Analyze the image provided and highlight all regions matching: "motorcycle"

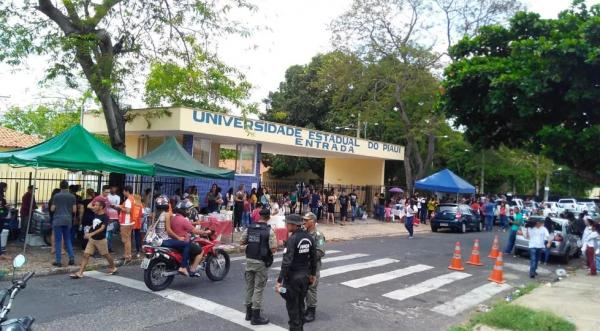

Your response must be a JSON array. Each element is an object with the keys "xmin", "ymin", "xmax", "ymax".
[
  {"xmin": 141, "ymin": 233, "xmax": 231, "ymax": 291},
  {"xmin": 0, "ymin": 254, "xmax": 35, "ymax": 331}
]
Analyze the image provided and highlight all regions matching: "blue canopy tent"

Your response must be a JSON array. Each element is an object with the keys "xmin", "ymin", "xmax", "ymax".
[{"xmin": 414, "ymin": 169, "xmax": 476, "ymax": 194}]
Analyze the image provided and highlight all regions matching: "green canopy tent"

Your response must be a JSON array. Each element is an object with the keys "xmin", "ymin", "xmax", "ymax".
[
  {"xmin": 139, "ymin": 136, "xmax": 234, "ymax": 179},
  {"xmin": 0, "ymin": 124, "xmax": 155, "ymax": 252},
  {"xmin": 0, "ymin": 125, "xmax": 154, "ymax": 175}
]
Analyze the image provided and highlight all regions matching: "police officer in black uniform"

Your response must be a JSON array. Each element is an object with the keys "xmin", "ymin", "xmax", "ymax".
[{"xmin": 276, "ymin": 214, "xmax": 317, "ymax": 331}]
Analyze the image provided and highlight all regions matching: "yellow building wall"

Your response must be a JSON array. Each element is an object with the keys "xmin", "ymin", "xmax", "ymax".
[{"xmin": 324, "ymin": 158, "xmax": 385, "ymax": 186}]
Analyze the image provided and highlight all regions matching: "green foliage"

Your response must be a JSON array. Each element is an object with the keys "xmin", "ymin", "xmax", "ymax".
[
  {"xmin": 471, "ymin": 304, "xmax": 576, "ymax": 331},
  {"xmin": 0, "ymin": 1, "xmax": 257, "ymax": 151},
  {"xmin": 1, "ymin": 97, "xmax": 84, "ymax": 139},
  {"xmin": 261, "ymin": 154, "xmax": 324, "ymax": 179},
  {"xmin": 442, "ymin": 1, "xmax": 600, "ymax": 183},
  {"xmin": 144, "ymin": 41, "xmax": 256, "ymax": 115}
]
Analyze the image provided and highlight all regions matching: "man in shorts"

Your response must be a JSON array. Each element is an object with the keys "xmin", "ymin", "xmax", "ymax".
[{"xmin": 70, "ymin": 200, "xmax": 117, "ymax": 278}]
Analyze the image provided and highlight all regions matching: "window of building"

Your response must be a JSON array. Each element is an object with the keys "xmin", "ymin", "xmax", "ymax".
[
  {"xmin": 236, "ymin": 144, "xmax": 256, "ymax": 175},
  {"xmin": 192, "ymin": 137, "xmax": 211, "ymax": 165},
  {"xmin": 146, "ymin": 136, "xmax": 165, "ymax": 154}
]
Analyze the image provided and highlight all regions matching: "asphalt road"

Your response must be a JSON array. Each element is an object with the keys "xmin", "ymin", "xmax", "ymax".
[{"xmin": 3, "ymin": 229, "xmax": 578, "ymax": 331}]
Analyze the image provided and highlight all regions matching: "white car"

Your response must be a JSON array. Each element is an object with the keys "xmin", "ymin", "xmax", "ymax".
[
  {"xmin": 542, "ymin": 202, "xmax": 561, "ymax": 216},
  {"xmin": 558, "ymin": 198, "xmax": 580, "ymax": 213}
]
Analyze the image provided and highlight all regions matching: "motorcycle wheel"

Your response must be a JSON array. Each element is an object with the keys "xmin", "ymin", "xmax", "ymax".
[
  {"xmin": 144, "ymin": 258, "xmax": 175, "ymax": 291},
  {"xmin": 205, "ymin": 249, "xmax": 230, "ymax": 281}
]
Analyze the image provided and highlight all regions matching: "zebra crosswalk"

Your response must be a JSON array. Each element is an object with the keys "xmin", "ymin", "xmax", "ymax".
[{"xmin": 255, "ymin": 248, "xmax": 516, "ymax": 317}]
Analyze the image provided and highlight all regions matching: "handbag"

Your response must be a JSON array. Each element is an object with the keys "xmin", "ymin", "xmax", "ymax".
[{"xmin": 144, "ymin": 213, "xmax": 164, "ymax": 246}]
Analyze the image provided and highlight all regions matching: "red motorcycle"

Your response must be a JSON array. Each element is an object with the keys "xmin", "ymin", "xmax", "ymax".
[{"xmin": 141, "ymin": 234, "xmax": 230, "ymax": 291}]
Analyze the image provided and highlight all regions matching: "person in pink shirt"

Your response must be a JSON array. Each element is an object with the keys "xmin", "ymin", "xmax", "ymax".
[
  {"xmin": 171, "ymin": 200, "xmax": 212, "ymax": 276},
  {"xmin": 251, "ymin": 202, "xmax": 264, "ymax": 223}
]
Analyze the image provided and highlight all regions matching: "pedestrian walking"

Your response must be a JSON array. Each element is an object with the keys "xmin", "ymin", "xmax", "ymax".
[
  {"xmin": 504, "ymin": 207, "xmax": 524, "ymax": 255},
  {"xmin": 51, "ymin": 180, "xmax": 76, "ymax": 267},
  {"xmin": 483, "ymin": 197, "xmax": 496, "ymax": 232},
  {"xmin": 405, "ymin": 199, "xmax": 416, "ymax": 238},
  {"xmin": 326, "ymin": 190, "xmax": 336, "ymax": 224},
  {"xmin": 241, "ymin": 208, "xmax": 277, "ymax": 325},
  {"xmin": 70, "ymin": 200, "xmax": 117, "ymax": 278},
  {"xmin": 583, "ymin": 221, "xmax": 598, "ymax": 276},
  {"xmin": 524, "ymin": 218, "xmax": 552, "ymax": 278},
  {"xmin": 276, "ymin": 214, "xmax": 317, "ymax": 331},
  {"xmin": 0, "ymin": 182, "xmax": 8, "ymax": 258}
]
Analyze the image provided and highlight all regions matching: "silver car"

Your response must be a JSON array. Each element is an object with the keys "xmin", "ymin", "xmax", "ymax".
[{"xmin": 513, "ymin": 216, "xmax": 581, "ymax": 264}]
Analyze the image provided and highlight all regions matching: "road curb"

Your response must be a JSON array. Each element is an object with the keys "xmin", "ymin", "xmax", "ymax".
[{"xmin": 1, "ymin": 245, "xmax": 241, "ymax": 281}]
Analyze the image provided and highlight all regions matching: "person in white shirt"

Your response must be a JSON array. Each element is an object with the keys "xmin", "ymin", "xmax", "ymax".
[
  {"xmin": 581, "ymin": 218, "xmax": 598, "ymax": 276},
  {"xmin": 106, "ymin": 185, "xmax": 121, "ymax": 253},
  {"xmin": 525, "ymin": 218, "xmax": 552, "ymax": 278}
]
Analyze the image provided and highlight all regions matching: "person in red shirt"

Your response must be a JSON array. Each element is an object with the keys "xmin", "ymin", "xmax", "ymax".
[{"xmin": 172, "ymin": 200, "xmax": 212, "ymax": 276}]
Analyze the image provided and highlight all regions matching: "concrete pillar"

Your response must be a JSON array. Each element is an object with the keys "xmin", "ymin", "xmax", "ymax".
[{"xmin": 182, "ymin": 134, "xmax": 193, "ymax": 155}]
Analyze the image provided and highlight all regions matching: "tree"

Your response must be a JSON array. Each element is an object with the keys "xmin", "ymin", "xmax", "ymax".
[
  {"xmin": 1, "ymin": 104, "xmax": 80, "ymax": 139},
  {"xmin": 441, "ymin": 1, "xmax": 600, "ymax": 184},
  {"xmin": 0, "ymin": 0, "xmax": 256, "ymax": 154}
]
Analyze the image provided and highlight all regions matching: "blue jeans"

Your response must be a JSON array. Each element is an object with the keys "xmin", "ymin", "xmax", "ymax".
[
  {"xmin": 500, "ymin": 215, "xmax": 508, "ymax": 230},
  {"xmin": 529, "ymin": 247, "xmax": 543, "ymax": 277},
  {"xmin": 504, "ymin": 229, "xmax": 518, "ymax": 254},
  {"xmin": 162, "ymin": 239, "xmax": 191, "ymax": 268},
  {"xmin": 405, "ymin": 216, "xmax": 414, "ymax": 237},
  {"xmin": 53, "ymin": 225, "xmax": 74, "ymax": 263},
  {"xmin": 485, "ymin": 215, "xmax": 494, "ymax": 232},
  {"xmin": 351, "ymin": 205, "xmax": 357, "ymax": 221},
  {"xmin": 378, "ymin": 205, "xmax": 385, "ymax": 221},
  {"xmin": 543, "ymin": 241, "xmax": 551, "ymax": 263},
  {"xmin": 242, "ymin": 212, "xmax": 251, "ymax": 227},
  {"xmin": 312, "ymin": 207, "xmax": 319, "ymax": 217}
]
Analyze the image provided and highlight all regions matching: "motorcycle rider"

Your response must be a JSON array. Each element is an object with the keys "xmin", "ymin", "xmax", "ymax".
[
  {"xmin": 240, "ymin": 208, "xmax": 277, "ymax": 325},
  {"xmin": 276, "ymin": 214, "xmax": 317, "ymax": 331},
  {"xmin": 153, "ymin": 195, "xmax": 191, "ymax": 277},
  {"xmin": 302, "ymin": 212, "xmax": 325, "ymax": 323},
  {"xmin": 171, "ymin": 199, "xmax": 213, "ymax": 276}
]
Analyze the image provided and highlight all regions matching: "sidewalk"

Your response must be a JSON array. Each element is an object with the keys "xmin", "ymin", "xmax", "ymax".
[
  {"xmin": 0, "ymin": 218, "xmax": 429, "ymax": 279},
  {"xmin": 512, "ymin": 272, "xmax": 600, "ymax": 331}
]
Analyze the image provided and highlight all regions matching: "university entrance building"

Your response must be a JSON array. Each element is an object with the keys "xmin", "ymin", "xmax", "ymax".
[{"xmin": 83, "ymin": 107, "xmax": 404, "ymax": 197}]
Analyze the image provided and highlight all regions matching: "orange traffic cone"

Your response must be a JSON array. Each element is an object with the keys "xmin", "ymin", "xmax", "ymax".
[
  {"xmin": 448, "ymin": 242, "xmax": 465, "ymax": 271},
  {"xmin": 488, "ymin": 252, "xmax": 506, "ymax": 284},
  {"xmin": 488, "ymin": 235, "xmax": 500, "ymax": 259},
  {"xmin": 466, "ymin": 239, "xmax": 485, "ymax": 266}
]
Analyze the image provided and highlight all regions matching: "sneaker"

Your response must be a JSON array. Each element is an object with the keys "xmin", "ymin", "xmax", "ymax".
[
  {"xmin": 68, "ymin": 259, "xmax": 75, "ymax": 266},
  {"xmin": 52, "ymin": 262, "xmax": 62, "ymax": 267},
  {"xmin": 409, "ymin": 236, "xmax": 414, "ymax": 239}
]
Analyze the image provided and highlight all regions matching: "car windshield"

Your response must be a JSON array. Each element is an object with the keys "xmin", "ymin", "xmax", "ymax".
[{"xmin": 437, "ymin": 205, "xmax": 458, "ymax": 213}]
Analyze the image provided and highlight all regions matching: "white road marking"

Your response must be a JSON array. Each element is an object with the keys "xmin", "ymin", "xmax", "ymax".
[
  {"xmin": 341, "ymin": 264, "xmax": 434, "ymax": 288},
  {"xmin": 272, "ymin": 250, "xmax": 343, "ymax": 263},
  {"xmin": 272, "ymin": 253, "xmax": 369, "ymax": 271},
  {"xmin": 85, "ymin": 271, "xmax": 286, "ymax": 331},
  {"xmin": 504, "ymin": 262, "xmax": 550, "ymax": 275},
  {"xmin": 431, "ymin": 283, "xmax": 512, "ymax": 316},
  {"xmin": 382, "ymin": 272, "xmax": 471, "ymax": 302},
  {"xmin": 320, "ymin": 258, "xmax": 400, "ymax": 278},
  {"xmin": 234, "ymin": 249, "xmax": 342, "ymax": 262}
]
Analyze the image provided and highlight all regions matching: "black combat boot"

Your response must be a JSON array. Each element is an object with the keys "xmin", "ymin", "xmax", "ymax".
[
  {"xmin": 304, "ymin": 306, "xmax": 316, "ymax": 323},
  {"xmin": 251, "ymin": 309, "xmax": 269, "ymax": 325},
  {"xmin": 245, "ymin": 305, "xmax": 252, "ymax": 321}
]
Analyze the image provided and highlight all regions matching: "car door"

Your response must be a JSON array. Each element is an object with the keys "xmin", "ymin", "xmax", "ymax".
[{"xmin": 461, "ymin": 206, "xmax": 473, "ymax": 226}]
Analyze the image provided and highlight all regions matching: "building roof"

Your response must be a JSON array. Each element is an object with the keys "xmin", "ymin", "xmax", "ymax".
[{"xmin": 0, "ymin": 126, "xmax": 42, "ymax": 149}]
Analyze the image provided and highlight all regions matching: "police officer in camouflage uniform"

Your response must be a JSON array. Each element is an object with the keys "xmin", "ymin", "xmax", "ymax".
[
  {"xmin": 240, "ymin": 208, "xmax": 277, "ymax": 325},
  {"xmin": 302, "ymin": 212, "xmax": 325, "ymax": 323},
  {"xmin": 276, "ymin": 214, "xmax": 317, "ymax": 331}
]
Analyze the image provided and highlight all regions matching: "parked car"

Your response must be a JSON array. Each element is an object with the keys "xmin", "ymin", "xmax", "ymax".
[
  {"xmin": 542, "ymin": 202, "xmax": 561, "ymax": 216},
  {"xmin": 431, "ymin": 203, "xmax": 482, "ymax": 233},
  {"xmin": 513, "ymin": 216, "xmax": 581, "ymax": 264},
  {"xmin": 578, "ymin": 201, "xmax": 597, "ymax": 213},
  {"xmin": 558, "ymin": 198, "xmax": 580, "ymax": 213}
]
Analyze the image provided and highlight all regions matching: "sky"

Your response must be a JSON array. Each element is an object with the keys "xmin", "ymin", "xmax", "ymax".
[{"xmin": 0, "ymin": 0, "xmax": 597, "ymax": 113}]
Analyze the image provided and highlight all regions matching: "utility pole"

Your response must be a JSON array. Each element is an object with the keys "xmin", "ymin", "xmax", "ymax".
[
  {"xmin": 535, "ymin": 155, "xmax": 540, "ymax": 198},
  {"xmin": 544, "ymin": 172, "xmax": 550, "ymax": 202},
  {"xmin": 356, "ymin": 113, "xmax": 361, "ymax": 139}
]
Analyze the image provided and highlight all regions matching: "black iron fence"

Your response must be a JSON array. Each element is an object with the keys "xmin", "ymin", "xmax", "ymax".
[{"xmin": 0, "ymin": 171, "xmax": 183, "ymax": 208}]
